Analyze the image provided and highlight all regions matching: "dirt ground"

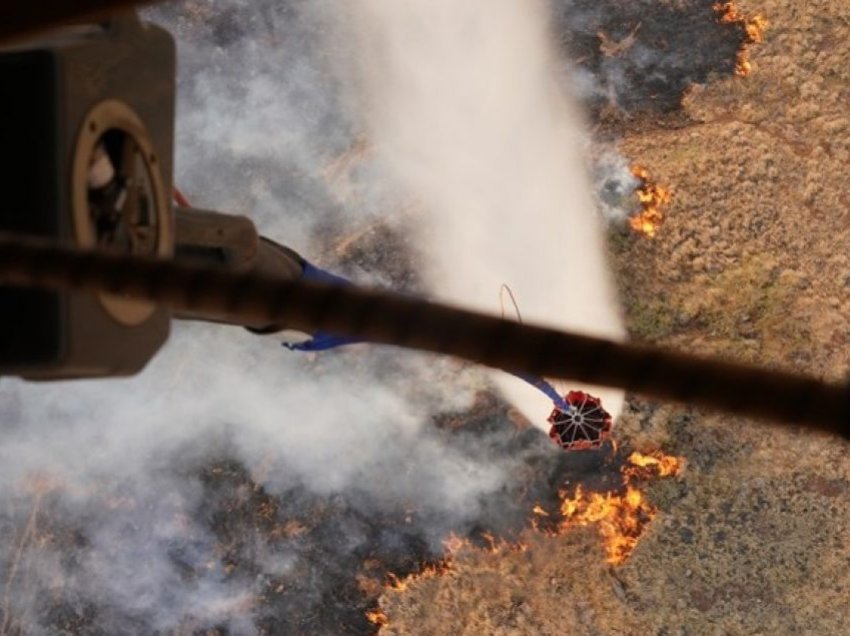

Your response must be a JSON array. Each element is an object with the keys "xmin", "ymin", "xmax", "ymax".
[{"xmin": 378, "ymin": 1, "xmax": 850, "ymax": 633}]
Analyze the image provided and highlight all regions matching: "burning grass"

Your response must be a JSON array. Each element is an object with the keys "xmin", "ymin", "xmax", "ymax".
[
  {"xmin": 365, "ymin": 609, "xmax": 390, "ymax": 628},
  {"xmin": 713, "ymin": 2, "xmax": 769, "ymax": 76},
  {"xmin": 370, "ymin": 448, "xmax": 684, "ymax": 631},
  {"xmin": 548, "ymin": 450, "xmax": 684, "ymax": 565},
  {"xmin": 629, "ymin": 165, "xmax": 672, "ymax": 238}
]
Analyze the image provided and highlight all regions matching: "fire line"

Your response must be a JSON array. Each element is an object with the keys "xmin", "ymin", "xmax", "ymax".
[
  {"xmin": 629, "ymin": 165, "xmax": 672, "ymax": 238},
  {"xmin": 369, "ymin": 448, "xmax": 684, "ymax": 629},
  {"xmin": 713, "ymin": 1, "xmax": 769, "ymax": 76}
]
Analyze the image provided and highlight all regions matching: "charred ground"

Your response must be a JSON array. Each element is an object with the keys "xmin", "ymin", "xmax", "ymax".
[{"xmin": 556, "ymin": 0, "xmax": 747, "ymax": 125}]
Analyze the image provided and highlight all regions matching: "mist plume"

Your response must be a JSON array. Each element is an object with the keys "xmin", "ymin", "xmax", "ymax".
[{"xmin": 343, "ymin": 0, "xmax": 625, "ymax": 425}]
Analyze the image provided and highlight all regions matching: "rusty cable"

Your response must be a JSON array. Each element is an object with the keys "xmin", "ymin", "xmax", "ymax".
[{"xmin": 0, "ymin": 235, "xmax": 847, "ymax": 437}]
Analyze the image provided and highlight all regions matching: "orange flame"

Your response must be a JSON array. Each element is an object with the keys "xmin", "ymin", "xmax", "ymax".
[
  {"xmin": 532, "ymin": 504, "xmax": 549, "ymax": 517},
  {"xmin": 442, "ymin": 532, "xmax": 468, "ymax": 555},
  {"xmin": 556, "ymin": 450, "xmax": 684, "ymax": 565},
  {"xmin": 561, "ymin": 486, "xmax": 657, "ymax": 565},
  {"xmin": 366, "ymin": 609, "xmax": 390, "ymax": 627},
  {"xmin": 558, "ymin": 485, "xmax": 655, "ymax": 565},
  {"xmin": 713, "ymin": 2, "xmax": 768, "ymax": 76},
  {"xmin": 385, "ymin": 559, "xmax": 454, "ymax": 594},
  {"xmin": 367, "ymin": 449, "xmax": 684, "ymax": 627},
  {"xmin": 365, "ymin": 555, "xmax": 453, "ymax": 631},
  {"xmin": 629, "ymin": 165, "xmax": 671, "ymax": 238},
  {"xmin": 626, "ymin": 450, "xmax": 684, "ymax": 478},
  {"xmin": 479, "ymin": 530, "xmax": 529, "ymax": 554}
]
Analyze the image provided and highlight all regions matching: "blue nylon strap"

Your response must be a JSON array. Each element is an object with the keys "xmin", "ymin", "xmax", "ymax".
[
  {"xmin": 301, "ymin": 261, "xmax": 356, "ymax": 287},
  {"xmin": 282, "ymin": 260, "xmax": 364, "ymax": 352},
  {"xmin": 511, "ymin": 371, "xmax": 571, "ymax": 412},
  {"xmin": 282, "ymin": 333, "xmax": 361, "ymax": 352}
]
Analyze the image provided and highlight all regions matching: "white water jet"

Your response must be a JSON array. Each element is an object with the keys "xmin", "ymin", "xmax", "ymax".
[{"xmin": 347, "ymin": 0, "xmax": 626, "ymax": 427}]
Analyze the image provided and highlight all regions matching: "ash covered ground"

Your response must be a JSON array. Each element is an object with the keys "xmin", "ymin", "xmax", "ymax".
[{"xmin": 0, "ymin": 1, "xmax": 837, "ymax": 635}]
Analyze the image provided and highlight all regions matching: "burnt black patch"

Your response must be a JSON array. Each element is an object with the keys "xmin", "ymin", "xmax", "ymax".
[{"xmin": 553, "ymin": 0, "xmax": 749, "ymax": 116}]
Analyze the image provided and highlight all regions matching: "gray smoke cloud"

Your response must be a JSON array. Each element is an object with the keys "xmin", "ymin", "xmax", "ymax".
[
  {"xmin": 0, "ymin": 2, "xmax": 521, "ymax": 632},
  {"xmin": 591, "ymin": 146, "xmax": 642, "ymax": 224},
  {"xmin": 0, "ymin": 0, "xmax": 650, "ymax": 632},
  {"xmin": 0, "ymin": 321, "xmax": 511, "ymax": 631}
]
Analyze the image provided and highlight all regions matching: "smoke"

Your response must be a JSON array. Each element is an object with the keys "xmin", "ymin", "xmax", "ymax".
[
  {"xmin": 0, "ymin": 318, "xmax": 530, "ymax": 631},
  {"xmin": 342, "ymin": 0, "xmax": 625, "ymax": 425},
  {"xmin": 1, "ymin": 0, "xmax": 739, "ymax": 631},
  {"xmin": 0, "ymin": 2, "xmax": 538, "ymax": 632},
  {"xmin": 591, "ymin": 146, "xmax": 642, "ymax": 224}
]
